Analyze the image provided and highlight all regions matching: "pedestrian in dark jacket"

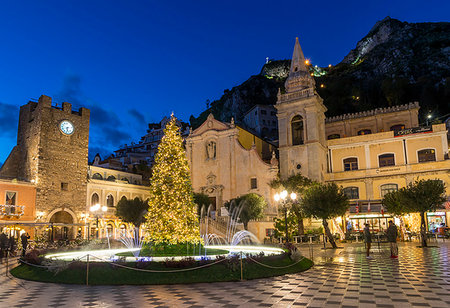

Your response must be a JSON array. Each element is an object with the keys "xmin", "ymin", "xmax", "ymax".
[
  {"xmin": 8, "ymin": 236, "xmax": 16, "ymax": 257},
  {"xmin": 386, "ymin": 221, "xmax": 398, "ymax": 258},
  {"xmin": 364, "ymin": 223, "xmax": 373, "ymax": 259},
  {"xmin": 21, "ymin": 233, "xmax": 30, "ymax": 257}
]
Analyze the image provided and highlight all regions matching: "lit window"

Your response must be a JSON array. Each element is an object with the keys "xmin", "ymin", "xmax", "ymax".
[
  {"xmin": 379, "ymin": 154, "xmax": 395, "ymax": 167},
  {"xmin": 343, "ymin": 158, "xmax": 358, "ymax": 171},
  {"xmin": 291, "ymin": 115, "xmax": 304, "ymax": 145},
  {"xmin": 357, "ymin": 129, "xmax": 372, "ymax": 135},
  {"xmin": 343, "ymin": 187, "xmax": 359, "ymax": 199},
  {"xmin": 380, "ymin": 184, "xmax": 398, "ymax": 197},
  {"xmin": 418, "ymin": 149, "xmax": 436, "ymax": 163}
]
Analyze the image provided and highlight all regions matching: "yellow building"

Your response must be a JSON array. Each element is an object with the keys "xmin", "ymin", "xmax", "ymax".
[{"xmin": 277, "ymin": 38, "xmax": 450, "ymax": 235}]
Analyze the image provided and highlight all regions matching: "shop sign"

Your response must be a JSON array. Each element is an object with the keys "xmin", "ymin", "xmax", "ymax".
[{"xmin": 394, "ymin": 126, "xmax": 432, "ymax": 137}]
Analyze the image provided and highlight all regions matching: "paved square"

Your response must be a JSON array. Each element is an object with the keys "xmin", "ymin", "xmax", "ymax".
[{"xmin": 1, "ymin": 242, "xmax": 449, "ymax": 307}]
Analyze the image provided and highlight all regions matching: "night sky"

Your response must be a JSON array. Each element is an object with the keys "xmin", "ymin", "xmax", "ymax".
[{"xmin": 0, "ymin": 0, "xmax": 448, "ymax": 163}]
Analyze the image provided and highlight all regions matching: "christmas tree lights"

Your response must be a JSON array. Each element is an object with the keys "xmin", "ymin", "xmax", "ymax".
[{"xmin": 143, "ymin": 115, "xmax": 201, "ymax": 244}]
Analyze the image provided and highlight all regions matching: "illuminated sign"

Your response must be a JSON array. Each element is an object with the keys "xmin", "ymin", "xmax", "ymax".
[{"xmin": 394, "ymin": 126, "xmax": 432, "ymax": 137}]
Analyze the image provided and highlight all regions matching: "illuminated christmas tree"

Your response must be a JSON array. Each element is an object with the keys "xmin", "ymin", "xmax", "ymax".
[{"xmin": 143, "ymin": 115, "xmax": 201, "ymax": 245}]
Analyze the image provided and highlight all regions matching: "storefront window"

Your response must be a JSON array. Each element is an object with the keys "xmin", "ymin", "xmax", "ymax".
[{"xmin": 427, "ymin": 212, "xmax": 446, "ymax": 232}]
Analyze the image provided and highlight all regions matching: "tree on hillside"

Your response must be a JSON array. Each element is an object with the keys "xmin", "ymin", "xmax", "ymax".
[
  {"xmin": 225, "ymin": 193, "xmax": 267, "ymax": 230},
  {"xmin": 143, "ymin": 115, "xmax": 201, "ymax": 245},
  {"xmin": 383, "ymin": 179, "xmax": 446, "ymax": 247},
  {"xmin": 270, "ymin": 174, "xmax": 313, "ymax": 235},
  {"xmin": 193, "ymin": 192, "xmax": 211, "ymax": 217},
  {"xmin": 302, "ymin": 183, "xmax": 349, "ymax": 249},
  {"xmin": 115, "ymin": 197, "xmax": 148, "ymax": 232}
]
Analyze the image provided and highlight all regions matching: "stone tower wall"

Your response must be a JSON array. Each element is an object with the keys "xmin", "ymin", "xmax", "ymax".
[{"xmin": 16, "ymin": 95, "xmax": 90, "ymax": 221}]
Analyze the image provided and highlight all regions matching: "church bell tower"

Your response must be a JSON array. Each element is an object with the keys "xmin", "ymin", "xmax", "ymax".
[{"xmin": 276, "ymin": 37, "xmax": 327, "ymax": 181}]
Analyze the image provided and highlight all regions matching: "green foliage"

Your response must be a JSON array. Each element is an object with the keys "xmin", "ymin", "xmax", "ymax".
[
  {"xmin": 144, "ymin": 116, "xmax": 201, "ymax": 245},
  {"xmin": 115, "ymin": 197, "xmax": 148, "ymax": 228},
  {"xmin": 400, "ymin": 179, "xmax": 446, "ymax": 214},
  {"xmin": 270, "ymin": 174, "xmax": 313, "ymax": 194},
  {"xmin": 11, "ymin": 255, "xmax": 313, "ymax": 285},
  {"xmin": 302, "ymin": 183, "xmax": 349, "ymax": 220},
  {"xmin": 193, "ymin": 192, "xmax": 211, "ymax": 216},
  {"xmin": 273, "ymin": 215, "xmax": 297, "ymax": 239},
  {"xmin": 382, "ymin": 190, "xmax": 406, "ymax": 216},
  {"xmin": 225, "ymin": 193, "xmax": 267, "ymax": 230}
]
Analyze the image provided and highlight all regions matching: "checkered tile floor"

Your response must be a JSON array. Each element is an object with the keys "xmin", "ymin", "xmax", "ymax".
[{"xmin": 1, "ymin": 242, "xmax": 449, "ymax": 307}]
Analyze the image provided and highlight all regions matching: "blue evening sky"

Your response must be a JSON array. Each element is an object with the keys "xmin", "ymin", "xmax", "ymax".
[{"xmin": 0, "ymin": 0, "xmax": 448, "ymax": 163}]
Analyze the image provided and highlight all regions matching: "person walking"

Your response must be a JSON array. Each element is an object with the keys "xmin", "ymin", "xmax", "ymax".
[
  {"xmin": 20, "ymin": 232, "xmax": 30, "ymax": 258},
  {"xmin": 386, "ymin": 221, "xmax": 398, "ymax": 258},
  {"xmin": 364, "ymin": 223, "xmax": 373, "ymax": 259}
]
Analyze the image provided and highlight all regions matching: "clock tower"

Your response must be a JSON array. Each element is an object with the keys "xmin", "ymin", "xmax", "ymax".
[
  {"xmin": 1, "ymin": 95, "xmax": 90, "ymax": 231},
  {"xmin": 276, "ymin": 38, "xmax": 327, "ymax": 181}
]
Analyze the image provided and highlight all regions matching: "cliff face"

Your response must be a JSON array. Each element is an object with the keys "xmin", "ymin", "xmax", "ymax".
[{"xmin": 190, "ymin": 17, "xmax": 450, "ymax": 129}]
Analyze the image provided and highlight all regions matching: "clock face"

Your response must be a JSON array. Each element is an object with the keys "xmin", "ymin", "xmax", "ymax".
[{"xmin": 59, "ymin": 120, "xmax": 74, "ymax": 135}]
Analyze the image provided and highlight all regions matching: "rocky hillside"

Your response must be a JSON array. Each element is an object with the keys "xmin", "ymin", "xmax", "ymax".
[{"xmin": 190, "ymin": 17, "xmax": 450, "ymax": 128}]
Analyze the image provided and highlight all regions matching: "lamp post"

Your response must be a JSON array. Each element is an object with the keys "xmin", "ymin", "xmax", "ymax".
[
  {"xmin": 89, "ymin": 204, "xmax": 107, "ymax": 239},
  {"xmin": 274, "ymin": 190, "xmax": 297, "ymax": 243}
]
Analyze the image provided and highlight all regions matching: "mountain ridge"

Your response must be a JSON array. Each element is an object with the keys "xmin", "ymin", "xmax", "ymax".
[{"xmin": 190, "ymin": 17, "xmax": 450, "ymax": 129}]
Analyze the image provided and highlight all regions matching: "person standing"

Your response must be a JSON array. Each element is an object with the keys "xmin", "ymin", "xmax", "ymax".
[
  {"xmin": 364, "ymin": 223, "xmax": 373, "ymax": 259},
  {"xmin": 20, "ymin": 232, "xmax": 30, "ymax": 257},
  {"xmin": 386, "ymin": 221, "xmax": 398, "ymax": 258}
]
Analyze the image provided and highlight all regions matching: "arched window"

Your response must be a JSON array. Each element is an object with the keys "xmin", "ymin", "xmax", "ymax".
[
  {"xmin": 418, "ymin": 149, "xmax": 436, "ymax": 162},
  {"xmin": 107, "ymin": 175, "xmax": 116, "ymax": 182},
  {"xmin": 92, "ymin": 173, "xmax": 103, "ymax": 180},
  {"xmin": 107, "ymin": 195, "xmax": 114, "ymax": 207},
  {"xmin": 390, "ymin": 124, "xmax": 405, "ymax": 131},
  {"xmin": 343, "ymin": 157, "xmax": 358, "ymax": 171},
  {"xmin": 380, "ymin": 184, "xmax": 398, "ymax": 197},
  {"xmin": 357, "ymin": 129, "xmax": 372, "ymax": 135},
  {"xmin": 343, "ymin": 187, "xmax": 359, "ymax": 199},
  {"xmin": 291, "ymin": 115, "xmax": 304, "ymax": 145},
  {"xmin": 379, "ymin": 154, "xmax": 395, "ymax": 167},
  {"xmin": 121, "ymin": 177, "xmax": 129, "ymax": 183},
  {"xmin": 327, "ymin": 134, "xmax": 340, "ymax": 140},
  {"xmin": 91, "ymin": 193, "xmax": 99, "ymax": 206}
]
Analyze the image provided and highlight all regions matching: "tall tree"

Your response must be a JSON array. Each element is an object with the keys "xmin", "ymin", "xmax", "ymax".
[
  {"xmin": 115, "ymin": 197, "xmax": 149, "ymax": 231},
  {"xmin": 302, "ymin": 183, "xmax": 349, "ymax": 248},
  {"xmin": 226, "ymin": 193, "xmax": 267, "ymax": 230},
  {"xmin": 143, "ymin": 115, "xmax": 201, "ymax": 245},
  {"xmin": 270, "ymin": 174, "xmax": 312, "ymax": 235},
  {"xmin": 384, "ymin": 179, "xmax": 446, "ymax": 247}
]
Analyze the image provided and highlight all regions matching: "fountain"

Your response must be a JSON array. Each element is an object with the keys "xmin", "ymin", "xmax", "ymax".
[{"xmin": 119, "ymin": 228, "xmax": 144, "ymax": 257}]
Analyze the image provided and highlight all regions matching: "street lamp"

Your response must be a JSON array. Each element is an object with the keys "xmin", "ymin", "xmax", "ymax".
[
  {"xmin": 274, "ymin": 190, "xmax": 297, "ymax": 243},
  {"xmin": 89, "ymin": 203, "xmax": 107, "ymax": 239}
]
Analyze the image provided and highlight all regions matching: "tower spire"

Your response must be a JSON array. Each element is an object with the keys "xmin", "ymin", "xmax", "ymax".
[
  {"xmin": 284, "ymin": 37, "xmax": 315, "ymax": 93},
  {"xmin": 290, "ymin": 37, "xmax": 308, "ymax": 74}
]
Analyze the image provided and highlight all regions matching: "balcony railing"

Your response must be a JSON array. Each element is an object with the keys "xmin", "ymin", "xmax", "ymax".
[{"xmin": 0, "ymin": 204, "xmax": 25, "ymax": 218}]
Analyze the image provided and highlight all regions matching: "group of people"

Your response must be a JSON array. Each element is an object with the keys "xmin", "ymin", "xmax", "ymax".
[
  {"xmin": 364, "ymin": 220, "xmax": 398, "ymax": 259},
  {"xmin": 0, "ymin": 232, "xmax": 30, "ymax": 262}
]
